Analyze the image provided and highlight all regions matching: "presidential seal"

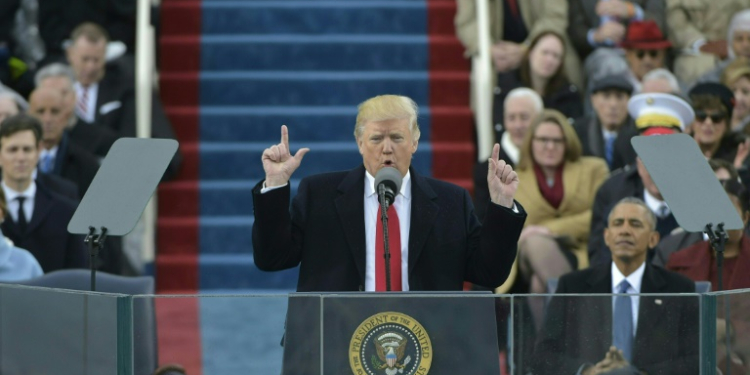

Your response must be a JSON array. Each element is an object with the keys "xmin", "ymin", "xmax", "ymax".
[{"xmin": 349, "ymin": 312, "xmax": 432, "ymax": 375}]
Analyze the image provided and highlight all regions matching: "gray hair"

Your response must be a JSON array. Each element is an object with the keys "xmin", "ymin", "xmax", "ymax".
[
  {"xmin": 504, "ymin": 87, "xmax": 544, "ymax": 114},
  {"xmin": 34, "ymin": 63, "xmax": 76, "ymax": 89},
  {"xmin": 608, "ymin": 197, "xmax": 658, "ymax": 231},
  {"xmin": 728, "ymin": 9, "xmax": 750, "ymax": 59},
  {"xmin": 642, "ymin": 68, "xmax": 680, "ymax": 94},
  {"xmin": 0, "ymin": 87, "xmax": 28, "ymax": 111}
]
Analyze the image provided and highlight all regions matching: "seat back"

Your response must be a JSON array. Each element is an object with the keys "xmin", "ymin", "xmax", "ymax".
[{"xmin": 6, "ymin": 270, "xmax": 157, "ymax": 375}]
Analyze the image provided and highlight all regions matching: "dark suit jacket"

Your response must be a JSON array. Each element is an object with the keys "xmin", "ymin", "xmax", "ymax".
[
  {"xmin": 252, "ymin": 166, "xmax": 527, "ymax": 291},
  {"xmin": 93, "ymin": 66, "xmax": 182, "ymax": 180},
  {"xmin": 1, "ymin": 184, "xmax": 87, "ymax": 272},
  {"xmin": 533, "ymin": 263, "xmax": 699, "ymax": 375},
  {"xmin": 51, "ymin": 132, "xmax": 100, "ymax": 198},
  {"xmin": 568, "ymin": 0, "xmax": 667, "ymax": 60},
  {"xmin": 68, "ymin": 117, "xmax": 119, "ymax": 158},
  {"xmin": 573, "ymin": 114, "xmax": 636, "ymax": 171},
  {"xmin": 36, "ymin": 172, "xmax": 79, "ymax": 202}
]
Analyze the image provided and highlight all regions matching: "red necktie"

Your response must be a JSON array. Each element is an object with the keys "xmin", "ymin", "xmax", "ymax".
[{"xmin": 375, "ymin": 204, "xmax": 402, "ymax": 291}]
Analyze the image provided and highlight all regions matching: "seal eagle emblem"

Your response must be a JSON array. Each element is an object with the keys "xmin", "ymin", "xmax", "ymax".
[{"xmin": 349, "ymin": 312, "xmax": 432, "ymax": 375}]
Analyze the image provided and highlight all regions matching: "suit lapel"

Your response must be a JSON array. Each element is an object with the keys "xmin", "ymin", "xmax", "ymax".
[
  {"xmin": 635, "ymin": 265, "xmax": 668, "ymax": 346},
  {"xmin": 27, "ymin": 187, "xmax": 53, "ymax": 235},
  {"xmin": 334, "ymin": 166, "xmax": 367, "ymax": 283},
  {"xmin": 407, "ymin": 169, "xmax": 438, "ymax": 274},
  {"xmin": 586, "ymin": 266, "xmax": 614, "ymax": 351}
]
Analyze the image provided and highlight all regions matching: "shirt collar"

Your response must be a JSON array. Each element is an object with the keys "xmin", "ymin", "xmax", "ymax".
[
  {"xmin": 643, "ymin": 188, "xmax": 667, "ymax": 213},
  {"xmin": 611, "ymin": 261, "xmax": 645, "ymax": 293},
  {"xmin": 40, "ymin": 146, "xmax": 59, "ymax": 159},
  {"xmin": 500, "ymin": 131, "xmax": 520, "ymax": 165},
  {"xmin": 2, "ymin": 180, "xmax": 36, "ymax": 202},
  {"xmin": 602, "ymin": 128, "xmax": 618, "ymax": 140},
  {"xmin": 365, "ymin": 169, "xmax": 411, "ymax": 200},
  {"xmin": 75, "ymin": 81, "xmax": 99, "ymax": 92}
]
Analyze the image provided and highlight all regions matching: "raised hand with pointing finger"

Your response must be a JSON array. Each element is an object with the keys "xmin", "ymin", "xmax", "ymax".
[
  {"xmin": 262, "ymin": 125, "xmax": 310, "ymax": 187},
  {"xmin": 487, "ymin": 143, "xmax": 519, "ymax": 209}
]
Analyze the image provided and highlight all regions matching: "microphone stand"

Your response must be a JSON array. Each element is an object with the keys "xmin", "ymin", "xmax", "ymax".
[
  {"xmin": 378, "ymin": 184, "xmax": 392, "ymax": 291},
  {"xmin": 84, "ymin": 226, "xmax": 108, "ymax": 291},
  {"xmin": 706, "ymin": 222, "xmax": 731, "ymax": 375}
]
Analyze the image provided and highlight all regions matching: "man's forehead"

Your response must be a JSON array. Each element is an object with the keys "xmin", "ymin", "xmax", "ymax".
[
  {"xmin": 610, "ymin": 203, "xmax": 649, "ymax": 221},
  {"xmin": 364, "ymin": 119, "xmax": 410, "ymax": 131},
  {"xmin": 71, "ymin": 38, "xmax": 106, "ymax": 54},
  {"xmin": 2, "ymin": 131, "xmax": 36, "ymax": 143}
]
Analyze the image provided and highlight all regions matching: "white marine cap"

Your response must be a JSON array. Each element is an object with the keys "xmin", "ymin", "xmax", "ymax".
[{"xmin": 627, "ymin": 93, "xmax": 695, "ymax": 135}]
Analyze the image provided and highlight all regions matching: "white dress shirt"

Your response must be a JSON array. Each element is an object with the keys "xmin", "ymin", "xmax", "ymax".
[
  {"xmin": 74, "ymin": 82, "xmax": 99, "ymax": 124},
  {"xmin": 643, "ymin": 188, "xmax": 670, "ymax": 218},
  {"xmin": 611, "ymin": 261, "xmax": 645, "ymax": 336},
  {"xmin": 500, "ymin": 131, "xmax": 520, "ymax": 165},
  {"xmin": 2, "ymin": 181, "xmax": 36, "ymax": 223},
  {"xmin": 364, "ymin": 171, "xmax": 411, "ymax": 291}
]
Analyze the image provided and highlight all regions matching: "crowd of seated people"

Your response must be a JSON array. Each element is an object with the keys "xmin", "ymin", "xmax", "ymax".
[
  {"xmin": 460, "ymin": 1, "xmax": 750, "ymax": 373},
  {"xmin": 0, "ymin": 3, "xmax": 181, "ymax": 280}
]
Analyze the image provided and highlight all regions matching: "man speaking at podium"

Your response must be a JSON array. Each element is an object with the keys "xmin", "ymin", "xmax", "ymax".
[{"xmin": 252, "ymin": 95, "xmax": 527, "ymax": 292}]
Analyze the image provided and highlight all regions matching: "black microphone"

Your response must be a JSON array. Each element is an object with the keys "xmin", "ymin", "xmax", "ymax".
[{"xmin": 374, "ymin": 167, "xmax": 403, "ymax": 206}]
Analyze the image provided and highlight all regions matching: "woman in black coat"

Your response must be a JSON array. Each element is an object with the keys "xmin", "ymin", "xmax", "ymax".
[{"xmin": 492, "ymin": 30, "xmax": 583, "ymax": 125}]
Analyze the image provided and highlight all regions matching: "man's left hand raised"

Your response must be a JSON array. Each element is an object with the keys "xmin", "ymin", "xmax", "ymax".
[{"xmin": 487, "ymin": 143, "xmax": 519, "ymax": 209}]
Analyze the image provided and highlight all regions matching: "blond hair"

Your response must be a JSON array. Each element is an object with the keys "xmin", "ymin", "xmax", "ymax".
[
  {"xmin": 354, "ymin": 95, "xmax": 420, "ymax": 141},
  {"xmin": 721, "ymin": 57, "xmax": 750, "ymax": 86},
  {"xmin": 517, "ymin": 109, "xmax": 582, "ymax": 170}
]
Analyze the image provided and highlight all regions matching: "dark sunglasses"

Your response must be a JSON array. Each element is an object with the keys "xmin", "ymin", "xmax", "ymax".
[
  {"xmin": 635, "ymin": 50, "xmax": 660, "ymax": 59},
  {"xmin": 695, "ymin": 110, "xmax": 727, "ymax": 123}
]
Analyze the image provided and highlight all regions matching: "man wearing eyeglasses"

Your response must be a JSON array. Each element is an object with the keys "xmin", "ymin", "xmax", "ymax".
[
  {"xmin": 688, "ymin": 82, "xmax": 750, "ymax": 186},
  {"xmin": 620, "ymin": 20, "xmax": 671, "ymax": 94}
]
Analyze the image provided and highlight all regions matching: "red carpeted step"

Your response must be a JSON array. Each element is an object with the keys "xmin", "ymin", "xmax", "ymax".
[
  {"xmin": 429, "ymin": 36, "xmax": 470, "ymax": 72},
  {"xmin": 427, "ymin": 0, "xmax": 459, "ymax": 36},
  {"xmin": 160, "ymin": 36, "xmax": 201, "ymax": 73},
  {"xmin": 160, "ymin": 72, "xmax": 199, "ymax": 108},
  {"xmin": 429, "ymin": 106, "xmax": 473, "ymax": 143},
  {"xmin": 155, "ymin": 254, "xmax": 199, "ymax": 291},
  {"xmin": 164, "ymin": 106, "xmax": 200, "ymax": 144},
  {"xmin": 158, "ymin": 181, "xmax": 199, "ymax": 218},
  {"xmin": 160, "ymin": 1, "xmax": 202, "ymax": 37},
  {"xmin": 428, "ymin": 71, "xmax": 470, "ymax": 106},
  {"xmin": 157, "ymin": 218, "xmax": 199, "ymax": 257},
  {"xmin": 430, "ymin": 141, "xmax": 475, "ymax": 180}
]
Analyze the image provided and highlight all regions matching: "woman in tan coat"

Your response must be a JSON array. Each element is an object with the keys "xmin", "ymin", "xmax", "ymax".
[{"xmin": 501, "ymin": 109, "xmax": 608, "ymax": 324}]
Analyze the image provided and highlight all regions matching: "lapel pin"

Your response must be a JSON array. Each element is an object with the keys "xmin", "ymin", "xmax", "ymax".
[{"xmin": 655, "ymin": 299, "xmax": 662, "ymax": 305}]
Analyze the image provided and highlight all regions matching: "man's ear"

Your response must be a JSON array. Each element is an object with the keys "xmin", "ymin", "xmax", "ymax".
[{"xmin": 648, "ymin": 230, "xmax": 660, "ymax": 249}]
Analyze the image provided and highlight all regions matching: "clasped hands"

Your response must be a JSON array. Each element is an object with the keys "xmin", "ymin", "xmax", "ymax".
[{"xmin": 582, "ymin": 346, "xmax": 633, "ymax": 375}]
